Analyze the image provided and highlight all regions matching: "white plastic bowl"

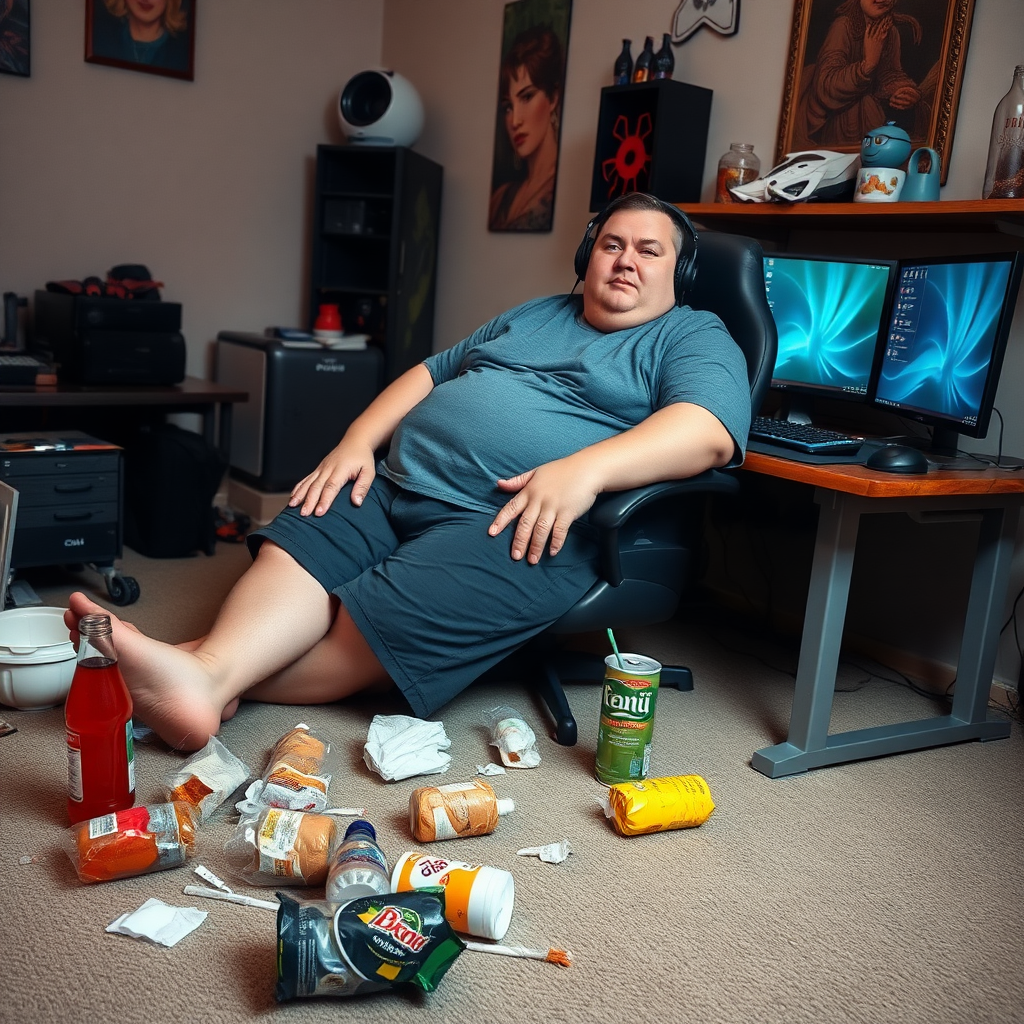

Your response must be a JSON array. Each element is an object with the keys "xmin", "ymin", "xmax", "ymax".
[{"xmin": 0, "ymin": 606, "xmax": 76, "ymax": 711}]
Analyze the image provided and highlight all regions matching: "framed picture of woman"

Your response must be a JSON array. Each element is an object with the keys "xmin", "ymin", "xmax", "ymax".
[
  {"xmin": 775, "ymin": 0, "xmax": 975, "ymax": 183},
  {"xmin": 488, "ymin": 0, "xmax": 572, "ymax": 233},
  {"xmin": 85, "ymin": 0, "xmax": 195, "ymax": 81}
]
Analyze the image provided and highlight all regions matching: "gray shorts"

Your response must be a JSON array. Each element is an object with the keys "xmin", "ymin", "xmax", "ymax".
[{"xmin": 248, "ymin": 478, "xmax": 599, "ymax": 717}]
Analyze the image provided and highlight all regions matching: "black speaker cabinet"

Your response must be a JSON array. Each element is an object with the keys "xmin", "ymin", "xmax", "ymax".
[
  {"xmin": 589, "ymin": 80, "xmax": 713, "ymax": 212},
  {"xmin": 215, "ymin": 332, "xmax": 384, "ymax": 493}
]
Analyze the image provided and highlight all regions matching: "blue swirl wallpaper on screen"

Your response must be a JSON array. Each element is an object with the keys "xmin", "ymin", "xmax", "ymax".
[
  {"xmin": 764, "ymin": 258, "xmax": 892, "ymax": 394},
  {"xmin": 876, "ymin": 261, "xmax": 1012, "ymax": 424}
]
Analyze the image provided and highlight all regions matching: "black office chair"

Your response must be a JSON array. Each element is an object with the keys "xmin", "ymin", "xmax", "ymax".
[{"xmin": 529, "ymin": 231, "xmax": 778, "ymax": 744}]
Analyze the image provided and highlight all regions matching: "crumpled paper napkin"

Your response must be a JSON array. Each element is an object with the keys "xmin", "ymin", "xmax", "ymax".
[
  {"xmin": 106, "ymin": 898, "xmax": 207, "ymax": 947},
  {"xmin": 363, "ymin": 714, "xmax": 451, "ymax": 781}
]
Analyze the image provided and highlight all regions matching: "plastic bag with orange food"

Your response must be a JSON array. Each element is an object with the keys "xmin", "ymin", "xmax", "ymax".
[
  {"xmin": 64, "ymin": 801, "xmax": 199, "ymax": 883},
  {"xmin": 238, "ymin": 724, "xmax": 332, "ymax": 813},
  {"xmin": 163, "ymin": 735, "xmax": 251, "ymax": 822}
]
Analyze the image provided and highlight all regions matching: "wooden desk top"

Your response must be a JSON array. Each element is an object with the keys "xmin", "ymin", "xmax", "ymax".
[
  {"xmin": 744, "ymin": 450, "xmax": 1024, "ymax": 499},
  {"xmin": 0, "ymin": 376, "xmax": 248, "ymax": 407}
]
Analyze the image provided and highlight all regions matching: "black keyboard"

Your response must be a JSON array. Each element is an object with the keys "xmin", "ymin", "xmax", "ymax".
[
  {"xmin": 0, "ymin": 353, "xmax": 48, "ymax": 386},
  {"xmin": 749, "ymin": 416, "xmax": 865, "ymax": 455}
]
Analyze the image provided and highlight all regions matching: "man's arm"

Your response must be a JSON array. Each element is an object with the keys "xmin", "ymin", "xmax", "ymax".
[
  {"xmin": 489, "ymin": 401, "xmax": 734, "ymax": 564},
  {"xmin": 290, "ymin": 362, "xmax": 435, "ymax": 516}
]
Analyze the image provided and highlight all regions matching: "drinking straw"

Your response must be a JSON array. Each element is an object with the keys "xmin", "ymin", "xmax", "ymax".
[
  {"xmin": 606, "ymin": 628, "xmax": 625, "ymax": 669},
  {"xmin": 464, "ymin": 941, "xmax": 572, "ymax": 967}
]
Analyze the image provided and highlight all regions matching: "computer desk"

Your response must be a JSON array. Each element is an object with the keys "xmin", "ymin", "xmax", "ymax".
[{"xmin": 741, "ymin": 451, "xmax": 1024, "ymax": 778}]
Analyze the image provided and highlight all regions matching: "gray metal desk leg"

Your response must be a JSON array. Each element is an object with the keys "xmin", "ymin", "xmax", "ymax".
[
  {"xmin": 751, "ymin": 489, "xmax": 860, "ymax": 777},
  {"xmin": 753, "ymin": 495, "xmax": 1017, "ymax": 779},
  {"xmin": 949, "ymin": 503, "xmax": 1019, "ymax": 729}
]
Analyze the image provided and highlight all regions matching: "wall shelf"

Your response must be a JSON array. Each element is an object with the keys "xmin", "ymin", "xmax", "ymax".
[{"xmin": 677, "ymin": 199, "xmax": 1024, "ymax": 238}]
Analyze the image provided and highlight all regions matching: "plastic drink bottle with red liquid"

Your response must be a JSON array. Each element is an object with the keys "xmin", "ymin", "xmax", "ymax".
[{"xmin": 65, "ymin": 613, "xmax": 135, "ymax": 824}]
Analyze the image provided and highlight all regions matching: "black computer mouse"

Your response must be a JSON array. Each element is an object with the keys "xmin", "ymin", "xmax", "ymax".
[{"xmin": 864, "ymin": 444, "xmax": 930, "ymax": 474}]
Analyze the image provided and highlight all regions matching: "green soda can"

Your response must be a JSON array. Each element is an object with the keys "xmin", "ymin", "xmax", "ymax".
[{"xmin": 595, "ymin": 654, "xmax": 661, "ymax": 785}]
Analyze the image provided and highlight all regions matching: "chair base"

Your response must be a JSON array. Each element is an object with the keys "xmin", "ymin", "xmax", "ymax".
[{"xmin": 538, "ymin": 650, "xmax": 694, "ymax": 746}]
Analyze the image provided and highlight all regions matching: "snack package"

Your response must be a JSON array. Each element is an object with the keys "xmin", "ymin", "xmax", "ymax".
[
  {"xmin": 164, "ymin": 735, "xmax": 250, "ymax": 821},
  {"xmin": 252, "ymin": 724, "xmax": 332, "ymax": 812},
  {"xmin": 484, "ymin": 705, "xmax": 541, "ymax": 768},
  {"xmin": 599, "ymin": 775, "xmax": 715, "ymax": 836},
  {"xmin": 275, "ymin": 890, "xmax": 465, "ymax": 1000},
  {"xmin": 65, "ymin": 801, "xmax": 199, "ymax": 883},
  {"xmin": 223, "ymin": 807, "xmax": 337, "ymax": 886}
]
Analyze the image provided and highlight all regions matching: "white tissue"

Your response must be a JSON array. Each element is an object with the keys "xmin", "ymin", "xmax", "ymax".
[
  {"xmin": 476, "ymin": 763, "xmax": 507, "ymax": 776},
  {"xmin": 363, "ymin": 714, "xmax": 451, "ymax": 781},
  {"xmin": 517, "ymin": 840, "xmax": 572, "ymax": 864},
  {"xmin": 106, "ymin": 898, "xmax": 207, "ymax": 947}
]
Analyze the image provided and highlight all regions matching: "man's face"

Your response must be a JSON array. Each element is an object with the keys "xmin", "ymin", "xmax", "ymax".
[{"xmin": 581, "ymin": 208, "xmax": 679, "ymax": 332}]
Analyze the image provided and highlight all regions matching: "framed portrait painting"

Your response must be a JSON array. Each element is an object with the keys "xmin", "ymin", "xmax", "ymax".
[
  {"xmin": 85, "ymin": 0, "xmax": 195, "ymax": 81},
  {"xmin": 0, "ymin": 0, "xmax": 30, "ymax": 77},
  {"xmin": 488, "ymin": 0, "xmax": 572, "ymax": 233},
  {"xmin": 775, "ymin": 0, "xmax": 976, "ymax": 183}
]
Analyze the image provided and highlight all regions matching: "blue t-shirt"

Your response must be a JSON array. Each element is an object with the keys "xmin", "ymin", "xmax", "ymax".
[{"xmin": 379, "ymin": 294, "xmax": 750, "ymax": 515}]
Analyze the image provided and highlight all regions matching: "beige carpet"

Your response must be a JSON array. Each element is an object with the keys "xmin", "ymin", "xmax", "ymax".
[{"xmin": 1, "ymin": 544, "xmax": 1022, "ymax": 1024}]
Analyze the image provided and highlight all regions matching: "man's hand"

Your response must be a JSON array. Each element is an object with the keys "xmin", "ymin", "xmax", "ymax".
[
  {"xmin": 888, "ymin": 84, "xmax": 921, "ymax": 110},
  {"xmin": 289, "ymin": 438, "xmax": 377, "ymax": 516},
  {"xmin": 861, "ymin": 15, "xmax": 891, "ymax": 75},
  {"xmin": 489, "ymin": 460, "xmax": 599, "ymax": 564}
]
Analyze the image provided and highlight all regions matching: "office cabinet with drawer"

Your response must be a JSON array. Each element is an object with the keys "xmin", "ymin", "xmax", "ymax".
[{"xmin": 0, "ymin": 433, "xmax": 123, "ymax": 571}]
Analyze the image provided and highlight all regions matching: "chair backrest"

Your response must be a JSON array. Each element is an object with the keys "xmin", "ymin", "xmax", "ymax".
[{"xmin": 686, "ymin": 231, "xmax": 777, "ymax": 417}]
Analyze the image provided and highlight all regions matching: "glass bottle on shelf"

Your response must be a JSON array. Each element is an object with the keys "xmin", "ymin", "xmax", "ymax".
[
  {"xmin": 613, "ymin": 39, "xmax": 632, "ymax": 86},
  {"xmin": 653, "ymin": 33, "xmax": 674, "ymax": 80},
  {"xmin": 632, "ymin": 37, "xmax": 654, "ymax": 83},
  {"xmin": 983, "ymin": 65, "xmax": 1024, "ymax": 199},
  {"xmin": 715, "ymin": 143, "xmax": 761, "ymax": 203}
]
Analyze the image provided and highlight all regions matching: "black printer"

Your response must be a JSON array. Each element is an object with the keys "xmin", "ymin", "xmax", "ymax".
[{"xmin": 34, "ymin": 290, "xmax": 186, "ymax": 385}]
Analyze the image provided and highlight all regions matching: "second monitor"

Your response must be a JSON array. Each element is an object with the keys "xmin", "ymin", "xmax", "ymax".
[{"xmin": 763, "ymin": 253, "xmax": 898, "ymax": 416}]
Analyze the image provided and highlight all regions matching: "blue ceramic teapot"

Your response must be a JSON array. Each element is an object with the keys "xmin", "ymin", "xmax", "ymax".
[{"xmin": 861, "ymin": 122, "xmax": 912, "ymax": 167}]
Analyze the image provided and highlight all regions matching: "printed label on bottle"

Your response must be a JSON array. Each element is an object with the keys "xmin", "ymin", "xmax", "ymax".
[
  {"xmin": 66, "ymin": 729, "xmax": 83, "ymax": 802},
  {"xmin": 125, "ymin": 720, "xmax": 136, "ymax": 795}
]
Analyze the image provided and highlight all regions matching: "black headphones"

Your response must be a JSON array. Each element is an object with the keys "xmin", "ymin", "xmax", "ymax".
[{"xmin": 573, "ymin": 193, "xmax": 699, "ymax": 306}]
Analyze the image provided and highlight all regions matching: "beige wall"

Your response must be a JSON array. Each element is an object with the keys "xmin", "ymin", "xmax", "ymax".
[{"xmin": 0, "ymin": 1, "xmax": 383, "ymax": 377}]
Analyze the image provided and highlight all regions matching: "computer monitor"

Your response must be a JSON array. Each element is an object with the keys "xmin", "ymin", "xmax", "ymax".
[
  {"xmin": 873, "ymin": 252, "xmax": 1024, "ymax": 457},
  {"xmin": 762, "ymin": 253, "xmax": 898, "ymax": 419}
]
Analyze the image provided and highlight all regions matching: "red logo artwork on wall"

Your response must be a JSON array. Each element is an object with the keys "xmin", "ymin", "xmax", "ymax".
[{"xmin": 602, "ymin": 113, "xmax": 653, "ymax": 200}]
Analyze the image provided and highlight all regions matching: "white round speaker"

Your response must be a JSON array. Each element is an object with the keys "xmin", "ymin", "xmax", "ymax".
[{"xmin": 338, "ymin": 69, "xmax": 424, "ymax": 147}]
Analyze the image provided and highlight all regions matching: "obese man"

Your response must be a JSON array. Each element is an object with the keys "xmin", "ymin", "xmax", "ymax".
[{"xmin": 65, "ymin": 192, "xmax": 750, "ymax": 750}]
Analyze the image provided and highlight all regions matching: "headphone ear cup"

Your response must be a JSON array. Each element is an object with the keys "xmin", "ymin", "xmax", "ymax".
[{"xmin": 574, "ymin": 216, "xmax": 599, "ymax": 281}]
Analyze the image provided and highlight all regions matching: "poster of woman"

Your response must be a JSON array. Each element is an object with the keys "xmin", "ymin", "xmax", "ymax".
[
  {"xmin": 85, "ymin": 0, "xmax": 195, "ymax": 81},
  {"xmin": 776, "ymin": 0, "xmax": 975, "ymax": 184},
  {"xmin": 0, "ymin": 0, "xmax": 29, "ymax": 77},
  {"xmin": 488, "ymin": 0, "xmax": 572, "ymax": 233}
]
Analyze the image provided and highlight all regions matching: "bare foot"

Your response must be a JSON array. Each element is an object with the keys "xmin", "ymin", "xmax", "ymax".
[{"xmin": 65, "ymin": 592, "xmax": 226, "ymax": 751}]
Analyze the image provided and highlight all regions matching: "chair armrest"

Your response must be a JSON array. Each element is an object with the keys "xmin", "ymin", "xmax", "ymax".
[{"xmin": 590, "ymin": 470, "xmax": 740, "ymax": 585}]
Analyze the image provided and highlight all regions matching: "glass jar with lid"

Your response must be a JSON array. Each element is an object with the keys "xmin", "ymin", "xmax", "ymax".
[{"xmin": 715, "ymin": 143, "xmax": 760, "ymax": 203}]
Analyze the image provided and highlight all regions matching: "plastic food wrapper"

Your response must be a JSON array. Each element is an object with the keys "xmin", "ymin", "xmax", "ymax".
[
  {"xmin": 598, "ymin": 775, "xmax": 715, "ymax": 836},
  {"xmin": 106, "ymin": 898, "xmax": 207, "ymax": 947},
  {"xmin": 65, "ymin": 802, "xmax": 199, "ymax": 884},
  {"xmin": 275, "ymin": 890, "xmax": 465, "ymax": 1001},
  {"xmin": 247, "ymin": 724, "xmax": 331, "ymax": 812},
  {"xmin": 484, "ymin": 705, "xmax": 541, "ymax": 768},
  {"xmin": 224, "ymin": 807, "xmax": 337, "ymax": 887},
  {"xmin": 363, "ymin": 714, "xmax": 451, "ymax": 781},
  {"xmin": 164, "ymin": 735, "xmax": 250, "ymax": 821}
]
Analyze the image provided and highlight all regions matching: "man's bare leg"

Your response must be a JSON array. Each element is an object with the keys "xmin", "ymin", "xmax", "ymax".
[{"xmin": 64, "ymin": 542, "xmax": 345, "ymax": 750}]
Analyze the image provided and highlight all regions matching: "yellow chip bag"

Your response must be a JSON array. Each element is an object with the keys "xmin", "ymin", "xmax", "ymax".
[{"xmin": 602, "ymin": 774, "xmax": 715, "ymax": 836}]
